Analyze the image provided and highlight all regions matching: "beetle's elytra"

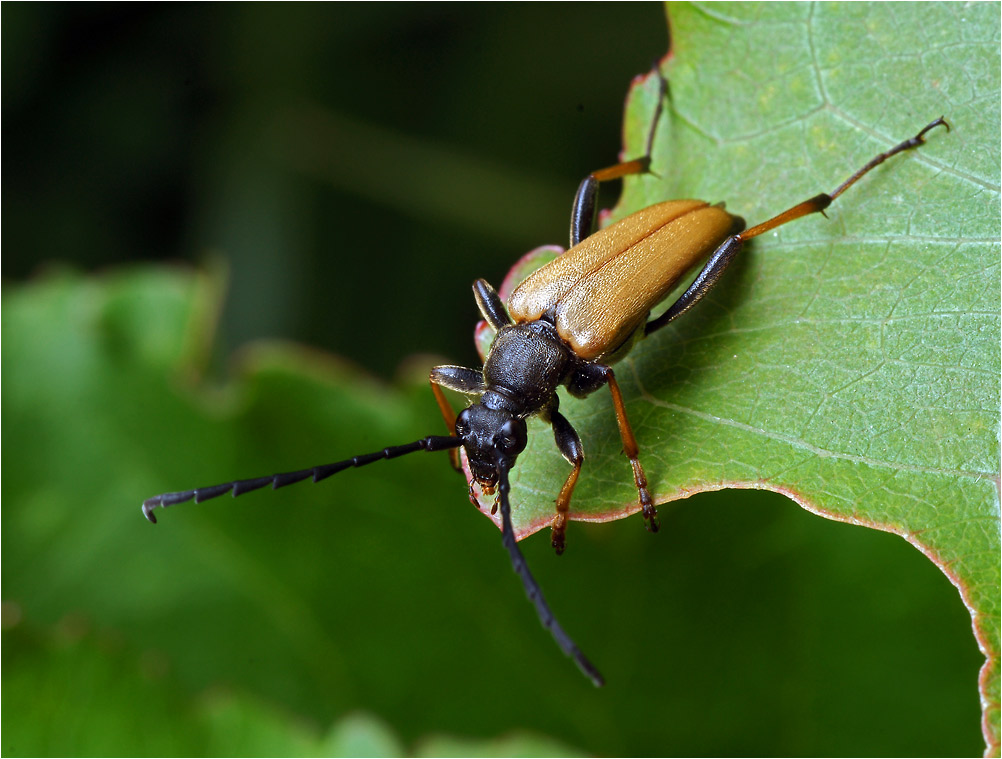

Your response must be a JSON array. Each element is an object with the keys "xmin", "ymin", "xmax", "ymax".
[{"xmin": 142, "ymin": 70, "xmax": 947, "ymax": 687}]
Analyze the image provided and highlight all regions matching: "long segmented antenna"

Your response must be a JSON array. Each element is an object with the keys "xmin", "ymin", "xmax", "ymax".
[
  {"xmin": 496, "ymin": 454, "xmax": 605, "ymax": 687},
  {"xmin": 141, "ymin": 434, "xmax": 462, "ymax": 523},
  {"xmin": 143, "ymin": 433, "xmax": 603, "ymax": 684}
]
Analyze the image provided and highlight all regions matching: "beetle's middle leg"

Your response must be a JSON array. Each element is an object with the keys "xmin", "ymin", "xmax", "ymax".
[{"xmin": 567, "ymin": 364, "xmax": 658, "ymax": 533}]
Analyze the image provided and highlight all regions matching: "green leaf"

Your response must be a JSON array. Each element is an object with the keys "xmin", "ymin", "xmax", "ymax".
[
  {"xmin": 1, "ymin": 229, "xmax": 985, "ymax": 754},
  {"xmin": 2, "ymin": 3, "xmax": 994, "ymax": 756},
  {"xmin": 491, "ymin": 2, "xmax": 1000, "ymax": 753}
]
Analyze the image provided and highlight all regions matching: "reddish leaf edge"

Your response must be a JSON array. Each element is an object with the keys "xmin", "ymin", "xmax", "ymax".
[{"xmin": 472, "ymin": 466, "xmax": 999, "ymax": 757}]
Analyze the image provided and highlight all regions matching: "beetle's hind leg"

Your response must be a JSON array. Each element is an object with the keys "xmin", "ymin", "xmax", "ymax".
[
  {"xmin": 736, "ymin": 117, "xmax": 949, "ymax": 242},
  {"xmin": 646, "ymin": 117, "xmax": 950, "ymax": 335},
  {"xmin": 644, "ymin": 233, "xmax": 746, "ymax": 334},
  {"xmin": 569, "ymin": 71, "xmax": 669, "ymax": 247}
]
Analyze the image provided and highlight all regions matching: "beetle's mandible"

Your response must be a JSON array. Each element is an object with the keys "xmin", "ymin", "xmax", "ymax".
[{"xmin": 142, "ymin": 71, "xmax": 948, "ymax": 687}]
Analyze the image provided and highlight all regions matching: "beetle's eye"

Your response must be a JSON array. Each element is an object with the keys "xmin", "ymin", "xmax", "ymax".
[
  {"xmin": 497, "ymin": 419, "xmax": 527, "ymax": 454},
  {"xmin": 455, "ymin": 410, "xmax": 470, "ymax": 437}
]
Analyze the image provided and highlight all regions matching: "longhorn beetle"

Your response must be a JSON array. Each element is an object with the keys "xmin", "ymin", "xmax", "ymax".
[{"xmin": 143, "ymin": 71, "xmax": 947, "ymax": 687}]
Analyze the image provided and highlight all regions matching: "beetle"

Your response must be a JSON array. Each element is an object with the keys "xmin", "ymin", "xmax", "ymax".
[{"xmin": 142, "ymin": 71, "xmax": 947, "ymax": 687}]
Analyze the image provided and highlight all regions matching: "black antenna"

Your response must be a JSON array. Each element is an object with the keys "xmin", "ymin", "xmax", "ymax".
[
  {"xmin": 496, "ymin": 453, "xmax": 605, "ymax": 687},
  {"xmin": 142, "ymin": 433, "xmax": 604, "ymax": 685},
  {"xmin": 141, "ymin": 434, "xmax": 462, "ymax": 523}
]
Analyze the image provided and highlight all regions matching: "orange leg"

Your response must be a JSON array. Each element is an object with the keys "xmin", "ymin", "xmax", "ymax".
[
  {"xmin": 552, "ymin": 461, "xmax": 582, "ymax": 554},
  {"xmin": 604, "ymin": 368, "xmax": 658, "ymax": 531},
  {"xmin": 740, "ymin": 116, "xmax": 949, "ymax": 242},
  {"xmin": 546, "ymin": 405, "xmax": 586, "ymax": 554},
  {"xmin": 646, "ymin": 117, "xmax": 950, "ymax": 336},
  {"xmin": 429, "ymin": 379, "xmax": 462, "ymax": 472}
]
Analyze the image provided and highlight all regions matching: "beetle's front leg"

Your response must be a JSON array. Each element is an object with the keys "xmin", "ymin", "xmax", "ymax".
[
  {"xmin": 542, "ymin": 402, "xmax": 584, "ymax": 555},
  {"xmin": 567, "ymin": 364, "xmax": 658, "ymax": 533},
  {"xmin": 430, "ymin": 365, "xmax": 485, "ymax": 472}
]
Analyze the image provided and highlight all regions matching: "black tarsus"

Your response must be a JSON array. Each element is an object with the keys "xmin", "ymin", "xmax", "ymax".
[
  {"xmin": 645, "ymin": 116, "xmax": 948, "ymax": 335},
  {"xmin": 643, "ymin": 65, "xmax": 669, "ymax": 160},
  {"xmin": 496, "ymin": 454, "xmax": 605, "ymax": 687},
  {"xmin": 141, "ymin": 435, "xmax": 462, "ymax": 524},
  {"xmin": 829, "ymin": 116, "xmax": 949, "ymax": 201}
]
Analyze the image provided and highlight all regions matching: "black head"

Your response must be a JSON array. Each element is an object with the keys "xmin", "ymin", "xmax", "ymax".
[{"xmin": 454, "ymin": 404, "xmax": 527, "ymax": 494}]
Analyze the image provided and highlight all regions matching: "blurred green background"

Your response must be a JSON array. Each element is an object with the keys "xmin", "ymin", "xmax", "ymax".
[
  {"xmin": 4, "ymin": 3, "xmax": 672, "ymax": 376},
  {"xmin": 2, "ymin": 4, "xmax": 986, "ymax": 756}
]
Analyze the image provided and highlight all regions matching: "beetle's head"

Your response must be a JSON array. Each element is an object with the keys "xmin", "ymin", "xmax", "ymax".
[{"xmin": 455, "ymin": 404, "xmax": 527, "ymax": 496}]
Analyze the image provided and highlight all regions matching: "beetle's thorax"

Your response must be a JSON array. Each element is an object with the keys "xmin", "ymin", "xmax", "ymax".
[{"xmin": 482, "ymin": 320, "xmax": 572, "ymax": 417}]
